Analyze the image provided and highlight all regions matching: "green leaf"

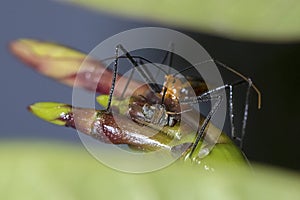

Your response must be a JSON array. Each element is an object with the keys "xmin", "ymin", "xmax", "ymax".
[
  {"xmin": 69, "ymin": 0, "xmax": 300, "ymax": 42},
  {"xmin": 1, "ymin": 141, "xmax": 300, "ymax": 199}
]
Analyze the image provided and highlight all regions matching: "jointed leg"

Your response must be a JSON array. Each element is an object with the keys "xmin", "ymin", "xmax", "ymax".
[
  {"xmin": 160, "ymin": 42, "xmax": 174, "ymax": 73},
  {"xmin": 186, "ymin": 95, "xmax": 223, "ymax": 161},
  {"xmin": 106, "ymin": 45, "xmax": 120, "ymax": 111},
  {"xmin": 181, "ymin": 77, "xmax": 252, "ymax": 151},
  {"xmin": 116, "ymin": 45, "xmax": 164, "ymax": 97}
]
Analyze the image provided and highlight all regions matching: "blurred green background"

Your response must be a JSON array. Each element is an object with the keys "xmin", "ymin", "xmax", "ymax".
[
  {"xmin": 1, "ymin": 0, "xmax": 300, "ymax": 199},
  {"xmin": 1, "ymin": 142, "xmax": 300, "ymax": 200}
]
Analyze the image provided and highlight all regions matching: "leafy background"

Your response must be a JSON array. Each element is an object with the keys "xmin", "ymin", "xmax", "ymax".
[
  {"xmin": 0, "ymin": 0, "xmax": 300, "ymax": 199},
  {"xmin": 71, "ymin": 0, "xmax": 300, "ymax": 42}
]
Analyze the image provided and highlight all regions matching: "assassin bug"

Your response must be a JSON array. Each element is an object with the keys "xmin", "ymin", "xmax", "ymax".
[{"xmin": 97, "ymin": 44, "xmax": 261, "ymax": 160}]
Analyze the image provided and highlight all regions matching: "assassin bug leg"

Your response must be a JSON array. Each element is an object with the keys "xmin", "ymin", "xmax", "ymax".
[
  {"xmin": 235, "ymin": 78, "xmax": 252, "ymax": 148},
  {"xmin": 212, "ymin": 78, "xmax": 253, "ymax": 148},
  {"xmin": 106, "ymin": 44, "xmax": 160, "ymax": 111},
  {"xmin": 118, "ymin": 44, "xmax": 160, "ymax": 92},
  {"xmin": 181, "ymin": 78, "xmax": 253, "ymax": 160},
  {"xmin": 209, "ymin": 59, "xmax": 261, "ymax": 148},
  {"xmin": 159, "ymin": 58, "xmax": 260, "ymax": 159},
  {"xmin": 106, "ymin": 45, "xmax": 120, "ymax": 111},
  {"xmin": 188, "ymin": 95, "xmax": 223, "ymax": 160},
  {"xmin": 159, "ymin": 42, "xmax": 174, "ymax": 76},
  {"xmin": 115, "ymin": 45, "xmax": 164, "ymax": 98}
]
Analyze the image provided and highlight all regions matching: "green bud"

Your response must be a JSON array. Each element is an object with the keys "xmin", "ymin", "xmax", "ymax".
[
  {"xmin": 28, "ymin": 102, "xmax": 72, "ymax": 125},
  {"xmin": 96, "ymin": 95, "xmax": 109, "ymax": 108}
]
